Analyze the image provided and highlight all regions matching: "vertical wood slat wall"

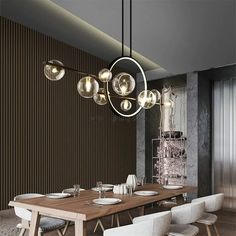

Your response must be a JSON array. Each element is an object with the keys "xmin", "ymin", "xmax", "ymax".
[{"xmin": 0, "ymin": 17, "xmax": 136, "ymax": 210}]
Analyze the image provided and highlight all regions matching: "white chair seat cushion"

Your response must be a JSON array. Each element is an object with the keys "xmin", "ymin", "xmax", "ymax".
[
  {"xmin": 168, "ymin": 224, "xmax": 199, "ymax": 236},
  {"xmin": 196, "ymin": 212, "xmax": 217, "ymax": 225},
  {"xmin": 38, "ymin": 217, "xmax": 66, "ymax": 233}
]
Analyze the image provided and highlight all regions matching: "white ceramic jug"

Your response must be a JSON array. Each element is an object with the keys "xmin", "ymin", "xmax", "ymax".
[{"xmin": 126, "ymin": 174, "xmax": 138, "ymax": 190}]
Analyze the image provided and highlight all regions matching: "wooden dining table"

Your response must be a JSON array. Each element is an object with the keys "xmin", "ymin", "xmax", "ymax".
[{"xmin": 9, "ymin": 184, "xmax": 196, "ymax": 236}]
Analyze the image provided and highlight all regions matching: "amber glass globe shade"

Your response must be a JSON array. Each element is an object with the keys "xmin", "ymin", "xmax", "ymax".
[
  {"xmin": 138, "ymin": 90, "xmax": 157, "ymax": 109},
  {"xmin": 98, "ymin": 68, "xmax": 112, "ymax": 82},
  {"xmin": 44, "ymin": 60, "xmax": 65, "ymax": 81},
  {"xmin": 120, "ymin": 99, "xmax": 132, "ymax": 111},
  {"xmin": 112, "ymin": 72, "xmax": 135, "ymax": 96},
  {"xmin": 77, "ymin": 76, "xmax": 99, "ymax": 98},
  {"xmin": 151, "ymin": 89, "xmax": 161, "ymax": 102},
  {"xmin": 93, "ymin": 88, "xmax": 107, "ymax": 105}
]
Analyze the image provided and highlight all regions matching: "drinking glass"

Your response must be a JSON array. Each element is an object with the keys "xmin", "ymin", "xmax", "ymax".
[
  {"xmin": 96, "ymin": 181, "xmax": 104, "ymax": 198},
  {"xmin": 141, "ymin": 176, "xmax": 146, "ymax": 186},
  {"xmin": 73, "ymin": 184, "xmax": 80, "ymax": 197},
  {"xmin": 127, "ymin": 185, "xmax": 133, "ymax": 196}
]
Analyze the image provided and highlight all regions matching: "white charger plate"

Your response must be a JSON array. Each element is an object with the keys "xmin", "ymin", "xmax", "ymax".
[
  {"xmin": 91, "ymin": 187, "xmax": 113, "ymax": 192},
  {"xmin": 163, "ymin": 185, "xmax": 183, "ymax": 190},
  {"xmin": 46, "ymin": 193, "xmax": 71, "ymax": 199},
  {"xmin": 93, "ymin": 198, "xmax": 122, "ymax": 205},
  {"xmin": 134, "ymin": 191, "xmax": 158, "ymax": 196}
]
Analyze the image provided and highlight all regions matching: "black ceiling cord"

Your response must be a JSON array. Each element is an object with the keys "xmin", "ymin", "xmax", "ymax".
[
  {"xmin": 122, "ymin": 0, "xmax": 124, "ymax": 57},
  {"xmin": 130, "ymin": 0, "xmax": 132, "ymax": 58},
  {"xmin": 121, "ymin": 0, "xmax": 133, "ymax": 58}
]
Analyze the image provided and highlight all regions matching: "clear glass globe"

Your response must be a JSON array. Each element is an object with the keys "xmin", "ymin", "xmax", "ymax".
[
  {"xmin": 138, "ymin": 90, "xmax": 157, "ymax": 109},
  {"xmin": 112, "ymin": 72, "xmax": 135, "ymax": 96},
  {"xmin": 93, "ymin": 88, "xmax": 107, "ymax": 105},
  {"xmin": 151, "ymin": 89, "xmax": 161, "ymax": 102},
  {"xmin": 120, "ymin": 99, "xmax": 132, "ymax": 111},
  {"xmin": 44, "ymin": 60, "xmax": 65, "ymax": 81},
  {"xmin": 77, "ymin": 76, "xmax": 99, "ymax": 98},
  {"xmin": 98, "ymin": 68, "xmax": 112, "ymax": 82}
]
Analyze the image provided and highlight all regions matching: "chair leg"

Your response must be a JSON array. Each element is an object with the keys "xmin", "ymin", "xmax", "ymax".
[
  {"xmin": 19, "ymin": 228, "xmax": 26, "ymax": 236},
  {"xmin": 111, "ymin": 214, "xmax": 114, "ymax": 227},
  {"xmin": 62, "ymin": 221, "xmax": 70, "ymax": 235},
  {"xmin": 56, "ymin": 229, "xmax": 63, "ymax": 236},
  {"xmin": 93, "ymin": 219, "xmax": 99, "ymax": 233},
  {"xmin": 93, "ymin": 219, "xmax": 105, "ymax": 233},
  {"xmin": 99, "ymin": 219, "xmax": 105, "ymax": 232},
  {"xmin": 127, "ymin": 211, "xmax": 133, "ymax": 222},
  {"xmin": 37, "ymin": 232, "xmax": 43, "ymax": 236},
  {"xmin": 116, "ymin": 214, "xmax": 120, "ymax": 227},
  {"xmin": 205, "ymin": 225, "xmax": 212, "ymax": 236},
  {"xmin": 213, "ymin": 224, "xmax": 220, "ymax": 236}
]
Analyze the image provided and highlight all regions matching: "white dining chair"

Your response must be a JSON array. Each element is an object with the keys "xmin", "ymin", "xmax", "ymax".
[
  {"xmin": 168, "ymin": 201, "xmax": 205, "ymax": 236},
  {"xmin": 132, "ymin": 211, "xmax": 172, "ymax": 236},
  {"xmin": 14, "ymin": 193, "xmax": 67, "ymax": 236},
  {"xmin": 104, "ymin": 212, "xmax": 170, "ymax": 236},
  {"xmin": 192, "ymin": 193, "xmax": 224, "ymax": 236}
]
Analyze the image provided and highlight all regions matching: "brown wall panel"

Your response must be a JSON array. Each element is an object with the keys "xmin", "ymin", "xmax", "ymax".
[{"xmin": 0, "ymin": 17, "xmax": 136, "ymax": 210}]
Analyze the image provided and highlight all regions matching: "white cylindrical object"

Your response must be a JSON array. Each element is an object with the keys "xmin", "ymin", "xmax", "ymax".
[{"xmin": 126, "ymin": 174, "xmax": 138, "ymax": 190}]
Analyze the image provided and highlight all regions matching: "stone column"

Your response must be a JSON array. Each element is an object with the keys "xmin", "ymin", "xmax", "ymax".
[
  {"xmin": 136, "ymin": 82, "xmax": 146, "ymax": 180},
  {"xmin": 186, "ymin": 72, "xmax": 198, "ymax": 198}
]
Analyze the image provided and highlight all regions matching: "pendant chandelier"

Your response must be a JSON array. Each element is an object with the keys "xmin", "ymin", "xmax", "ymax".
[{"xmin": 43, "ymin": 0, "xmax": 161, "ymax": 118}]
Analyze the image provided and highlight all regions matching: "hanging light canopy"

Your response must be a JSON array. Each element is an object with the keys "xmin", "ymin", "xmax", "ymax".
[{"xmin": 43, "ymin": 0, "xmax": 163, "ymax": 118}]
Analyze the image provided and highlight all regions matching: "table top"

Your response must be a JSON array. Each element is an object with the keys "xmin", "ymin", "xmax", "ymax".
[{"xmin": 9, "ymin": 184, "xmax": 196, "ymax": 221}]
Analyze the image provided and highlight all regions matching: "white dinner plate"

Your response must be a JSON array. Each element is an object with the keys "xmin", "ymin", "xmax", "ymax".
[
  {"xmin": 102, "ymin": 184, "xmax": 114, "ymax": 188},
  {"xmin": 91, "ymin": 187, "xmax": 113, "ymax": 192},
  {"xmin": 62, "ymin": 188, "xmax": 85, "ymax": 194},
  {"xmin": 46, "ymin": 193, "xmax": 71, "ymax": 199},
  {"xmin": 163, "ymin": 185, "xmax": 183, "ymax": 190},
  {"xmin": 93, "ymin": 198, "xmax": 122, "ymax": 205},
  {"xmin": 134, "ymin": 191, "xmax": 158, "ymax": 196}
]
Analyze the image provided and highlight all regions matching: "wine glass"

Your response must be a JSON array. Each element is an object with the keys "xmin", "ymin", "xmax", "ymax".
[{"xmin": 96, "ymin": 181, "xmax": 103, "ymax": 198}]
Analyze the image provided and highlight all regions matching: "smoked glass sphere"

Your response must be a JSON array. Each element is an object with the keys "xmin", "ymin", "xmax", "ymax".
[
  {"xmin": 112, "ymin": 72, "xmax": 135, "ymax": 96},
  {"xmin": 120, "ymin": 99, "xmax": 132, "ymax": 111},
  {"xmin": 98, "ymin": 68, "xmax": 112, "ymax": 82},
  {"xmin": 77, "ymin": 76, "xmax": 99, "ymax": 98},
  {"xmin": 151, "ymin": 89, "xmax": 161, "ymax": 102},
  {"xmin": 44, "ymin": 60, "xmax": 65, "ymax": 81},
  {"xmin": 93, "ymin": 88, "xmax": 107, "ymax": 105},
  {"xmin": 137, "ymin": 90, "xmax": 157, "ymax": 109}
]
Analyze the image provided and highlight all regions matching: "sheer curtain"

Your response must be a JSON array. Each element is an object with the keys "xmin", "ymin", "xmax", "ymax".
[{"xmin": 213, "ymin": 78, "xmax": 236, "ymax": 210}]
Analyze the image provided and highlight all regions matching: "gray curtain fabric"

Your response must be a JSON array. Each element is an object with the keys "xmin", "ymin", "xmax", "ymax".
[{"xmin": 213, "ymin": 78, "xmax": 236, "ymax": 210}]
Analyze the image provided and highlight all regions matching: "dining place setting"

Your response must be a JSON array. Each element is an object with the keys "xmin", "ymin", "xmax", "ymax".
[{"xmin": 44, "ymin": 174, "xmax": 183, "ymax": 205}]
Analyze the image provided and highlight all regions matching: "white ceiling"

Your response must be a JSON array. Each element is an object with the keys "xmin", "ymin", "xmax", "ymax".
[{"xmin": 1, "ymin": 0, "xmax": 236, "ymax": 76}]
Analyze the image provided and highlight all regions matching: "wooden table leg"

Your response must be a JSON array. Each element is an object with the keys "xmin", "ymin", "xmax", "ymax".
[
  {"xmin": 29, "ymin": 211, "xmax": 40, "ymax": 236},
  {"xmin": 75, "ymin": 220, "xmax": 87, "ymax": 236}
]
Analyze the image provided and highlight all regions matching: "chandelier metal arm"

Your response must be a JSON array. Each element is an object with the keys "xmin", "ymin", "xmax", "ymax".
[
  {"xmin": 43, "ymin": 61, "xmax": 98, "ymax": 79},
  {"xmin": 109, "ymin": 94, "xmax": 161, "ymax": 105}
]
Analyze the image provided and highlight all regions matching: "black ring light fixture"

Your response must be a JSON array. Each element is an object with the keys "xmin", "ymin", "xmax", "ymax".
[{"xmin": 43, "ymin": 0, "xmax": 161, "ymax": 118}]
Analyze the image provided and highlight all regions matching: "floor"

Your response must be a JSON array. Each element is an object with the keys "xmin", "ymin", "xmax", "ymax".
[{"xmin": 0, "ymin": 207, "xmax": 236, "ymax": 236}]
